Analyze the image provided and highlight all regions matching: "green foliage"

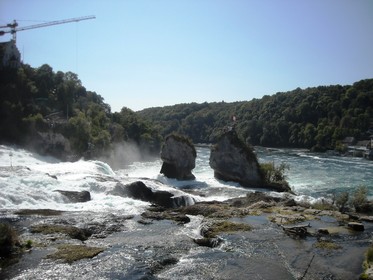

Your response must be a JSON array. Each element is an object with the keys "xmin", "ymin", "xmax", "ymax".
[
  {"xmin": 24, "ymin": 240, "xmax": 33, "ymax": 249},
  {"xmin": 260, "ymin": 162, "xmax": 289, "ymax": 184},
  {"xmin": 362, "ymin": 246, "xmax": 373, "ymax": 279},
  {"xmin": 352, "ymin": 185, "xmax": 369, "ymax": 212},
  {"xmin": 139, "ymin": 80, "xmax": 373, "ymax": 150},
  {"xmin": 335, "ymin": 192, "xmax": 349, "ymax": 212},
  {"xmin": 0, "ymin": 63, "xmax": 161, "ymax": 158},
  {"xmin": 0, "ymin": 223, "xmax": 19, "ymax": 257},
  {"xmin": 1, "ymin": 61, "xmax": 372, "ymax": 157},
  {"xmin": 366, "ymin": 247, "xmax": 373, "ymax": 266}
]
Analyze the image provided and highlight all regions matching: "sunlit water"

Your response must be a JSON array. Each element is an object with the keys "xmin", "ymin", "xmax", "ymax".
[
  {"xmin": 0, "ymin": 144, "xmax": 372, "ymax": 212},
  {"xmin": 1, "ymin": 144, "xmax": 372, "ymax": 279}
]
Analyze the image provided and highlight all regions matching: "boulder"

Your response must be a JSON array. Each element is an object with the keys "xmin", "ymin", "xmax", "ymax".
[
  {"xmin": 348, "ymin": 222, "xmax": 365, "ymax": 231},
  {"xmin": 360, "ymin": 216, "xmax": 373, "ymax": 223},
  {"xmin": 193, "ymin": 237, "xmax": 223, "ymax": 248},
  {"xmin": 109, "ymin": 181, "xmax": 195, "ymax": 208},
  {"xmin": 209, "ymin": 130, "xmax": 263, "ymax": 187},
  {"xmin": 56, "ymin": 190, "xmax": 91, "ymax": 203},
  {"xmin": 160, "ymin": 134, "xmax": 196, "ymax": 180},
  {"xmin": 318, "ymin": 228, "xmax": 330, "ymax": 235}
]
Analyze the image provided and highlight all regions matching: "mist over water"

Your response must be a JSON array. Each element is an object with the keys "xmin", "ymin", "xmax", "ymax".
[{"xmin": 0, "ymin": 144, "xmax": 372, "ymax": 212}]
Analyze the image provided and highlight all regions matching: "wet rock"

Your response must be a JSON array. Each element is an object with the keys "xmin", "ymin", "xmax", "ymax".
[
  {"xmin": 348, "ymin": 222, "xmax": 365, "ymax": 231},
  {"xmin": 109, "ymin": 181, "xmax": 195, "ymax": 208},
  {"xmin": 318, "ymin": 228, "xmax": 330, "ymax": 235},
  {"xmin": 55, "ymin": 190, "xmax": 91, "ymax": 203},
  {"xmin": 47, "ymin": 244, "xmax": 104, "ymax": 264},
  {"xmin": 30, "ymin": 224, "xmax": 92, "ymax": 241},
  {"xmin": 151, "ymin": 256, "xmax": 179, "ymax": 273},
  {"xmin": 360, "ymin": 216, "xmax": 373, "ymax": 223},
  {"xmin": 15, "ymin": 209, "xmax": 64, "ymax": 216},
  {"xmin": 248, "ymin": 200, "xmax": 275, "ymax": 209},
  {"xmin": 200, "ymin": 220, "xmax": 252, "ymax": 238},
  {"xmin": 179, "ymin": 201, "xmax": 237, "ymax": 218},
  {"xmin": 227, "ymin": 192, "xmax": 282, "ymax": 208},
  {"xmin": 86, "ymin": 214, "xmax": 133, "ymax": 238},
  {"xmin": 46, "ymin": 173, "xmax": 57, "ymax": 179},
  {"xmin": 209, "ymin": 130, "xmax": 263, "ymax": 188},
  {"xmin": 193, "ymin": 237, "xmax": 223, "ymax": 248},
  {"xmin": 160, "ymin": 134, "xmax": 196, "ymax": 180},
  {"xmin": 283, "ymin": 199, "xmax": 297, "ymax": 207},
  {"xmin": 141, "ymin": 208, "xmax": 191, "ymax": 224},
  {"xmin": 281, "ymin": 223, "xmax": 310, "ymax": 238},
  {"xmin": 355, "ymin": 202, "xmax": 373, "ymax": 214},
  {"xmin": 270, "ymin": 213, "xmax": 307, "ymax": 225}
]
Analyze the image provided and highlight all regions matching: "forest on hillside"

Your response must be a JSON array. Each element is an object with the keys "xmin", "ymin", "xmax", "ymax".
[
  {"xmin": 1, "ymin": 62, "xmax": 372, "ymax": 158},
  {"xmin": 139, "ymin": 79, "xmax": 373, "ymax": 152},
  {"xmin": 0, "ymin": 64, "xmax": 161, "ymax": 158}
]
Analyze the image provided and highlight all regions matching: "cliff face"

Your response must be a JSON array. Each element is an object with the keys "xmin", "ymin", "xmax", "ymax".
[
  {"xmin": 209, "ymin": 130, "xmax": 263, "ymax": 187},
  {"xmin": 160, "ymin": 134, "xmax": 196, "ymax": 180}
]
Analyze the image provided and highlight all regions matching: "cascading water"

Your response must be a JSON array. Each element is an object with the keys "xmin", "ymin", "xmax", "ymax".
[
  {"xmin": 1, "ymin": 144, "xmax": 372, "ymax": 280},
  {"xmin": 1, "ymin": 144, "xmax": 372, "ymax": 212}
]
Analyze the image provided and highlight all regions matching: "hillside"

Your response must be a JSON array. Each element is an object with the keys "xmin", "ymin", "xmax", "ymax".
[
  {"xmin": 1, "ymin": 62, "xmax": 372, "ymax": 157},
  {"xmin": 0, "ymin": 64, "xmax": 161, "ymax": 159},
  {"xmin": 139, "ymin": 79, "xmax": 373, "ymax": 151}
]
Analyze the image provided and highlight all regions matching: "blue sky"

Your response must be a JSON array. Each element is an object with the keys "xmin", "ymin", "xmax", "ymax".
[{"xmin": 1, "ymin": 0, "xmax": 372, "ymax": 112}]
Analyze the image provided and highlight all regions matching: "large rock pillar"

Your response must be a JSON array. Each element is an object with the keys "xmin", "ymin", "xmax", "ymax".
[{"xmin": 160, "ymin": 134, "xmax": 196, "ymax": 180}]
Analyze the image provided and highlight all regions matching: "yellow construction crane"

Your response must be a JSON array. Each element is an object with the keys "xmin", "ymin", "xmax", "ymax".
[{"xmin": 0, "ymin": 15, "xmax": 96, "ymax": 43}]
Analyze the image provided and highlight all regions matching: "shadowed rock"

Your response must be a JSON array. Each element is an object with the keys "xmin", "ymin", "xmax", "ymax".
[
  {"xmin": 210, "ymin": 130, "xmax": 291, "ymax": 192},
  {"xmin": 109, "ymin": 181, "xmax": 195, "ymax": 208},
  {"xmin": 56, "ymin": 190, "xmax": 91, "ymax": 203},
  {"xmin": 160, "ymin": 134, "xmax": 196, "ymax": 180}
]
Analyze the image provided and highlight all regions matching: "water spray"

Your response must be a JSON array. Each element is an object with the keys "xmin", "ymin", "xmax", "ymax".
[{"xmin": 9, "ymin": 152, "xmax": 13, "ymax": 168}]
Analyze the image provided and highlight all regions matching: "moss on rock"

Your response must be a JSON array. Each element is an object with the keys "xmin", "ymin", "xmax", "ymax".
[
  {"xmin": 314, "ymin": 240, "xmax": 341, "ymax": 250},
  {"xmin": 30, "ymin": 224, "xmax": 91, "ymax": 241},
  {"xmin": 15, "ymin": 209, "xmax": 64, "ymax": 216},
  {"xmin": 201, "ymin": 220, "xmax": 252, "ymax": 238},
  {"xmin": 47, "ymin": 244, "xmax": 104, "ymax": 264}
]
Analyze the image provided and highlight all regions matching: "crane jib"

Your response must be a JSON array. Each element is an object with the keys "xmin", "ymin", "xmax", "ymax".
[{"xmin": 0, "ymin": 15, "xmax": 95, "ymax": 41}]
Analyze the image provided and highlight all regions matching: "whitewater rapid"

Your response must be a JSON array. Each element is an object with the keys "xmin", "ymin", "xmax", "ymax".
[{"xmin": 1, "ymin": 144, "xmax": 372, "ymax": 213}]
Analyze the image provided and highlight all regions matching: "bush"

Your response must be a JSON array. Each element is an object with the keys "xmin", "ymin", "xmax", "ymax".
[
  {"xmin": 0, "ymin": 223, "xmax": 19, "ymax": 257},
  {"xmin": 352, "ymin": 185, "xmax": 370, "ymax": 213},
  {"xmin": 335, "ymin": 192, "xmax": 349, "ymax": 212},
  {"xmin": 260, "ymin": 162, "xmax": 289, "ymax": 184}
]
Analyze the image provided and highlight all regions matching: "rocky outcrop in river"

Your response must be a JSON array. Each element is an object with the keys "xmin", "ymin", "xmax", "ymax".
[
  {"xmin": 109, "ymin": 181, "xmax": 195, "ymax": 208},
  {"xmin": 55, "ymin": 190, "xmax": 91, "ymax": 203},
  {"xmin": 209, "ymin": 130, "xmax": 263, "ymax": 187},
  {"xmin": 209, "ymin": 130, "xmax": 291, "ymax": 192},
  {"xmin": 160, "ymin": 134, "xmax": 196, "ymax": 180}
]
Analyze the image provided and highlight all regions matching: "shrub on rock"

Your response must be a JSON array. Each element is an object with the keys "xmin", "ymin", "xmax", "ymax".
[{"xmin": 0, "ymin": 223, "xmax": 19, "ymax": 257}]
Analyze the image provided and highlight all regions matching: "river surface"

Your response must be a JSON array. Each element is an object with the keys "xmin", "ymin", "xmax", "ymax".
[
  {"xmin": 0, "ymin": 144, "xmax": 372, "ymax": 279},
  {"xmin": 1, "ymin": 145, "xmax": 372, "ymax": 211}
]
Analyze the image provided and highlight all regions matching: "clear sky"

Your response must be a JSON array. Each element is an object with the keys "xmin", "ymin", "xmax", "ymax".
[{"xmin": 1, "ymin": 0, "xmax": 372, "ymax": 112}]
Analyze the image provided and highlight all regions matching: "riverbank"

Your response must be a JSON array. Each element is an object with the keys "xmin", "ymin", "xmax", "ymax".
[{"xmin": 1, "ymin": 192, "xmax": 372, "ymax": 280}]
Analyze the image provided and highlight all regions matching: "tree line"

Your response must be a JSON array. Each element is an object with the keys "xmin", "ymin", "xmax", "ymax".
[
  {"xmin": 0, "ymin": 64, "xmax": 161, "ymax": 157},
  {"xmin": 139, "ymin": 80, "xmax": 373, "ymax": 151},
  {"xmin": 1, "ymin": 62, "xmax": 372, "ymax": 158}
]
